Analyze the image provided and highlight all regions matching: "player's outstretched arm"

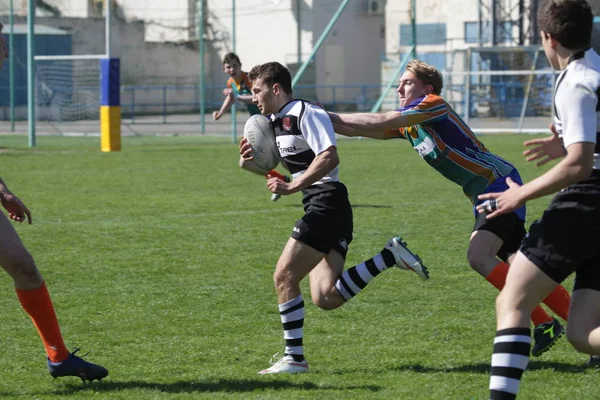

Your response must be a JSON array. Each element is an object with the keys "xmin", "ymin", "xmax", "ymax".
[
  {"xmin": 332, "ymin": 122, "xmax": 386, "ymax": 139},
  {"xmin": 328, "ymin": 111, "xmax": 409, "ymax": 135},
  {"xmin": 235, "ymin": 94, "xmax": 254, "ymax": 105},
  {"xmin": 478, "ymin": 142, "xmax": 595, "ymax": 219},
  {"xmin": 0, "ymin": 177, "xmax": 32, "ymax": 224},
  {"xmin": 213, "ymin": 92, "xmax": 235, "ymax": 121}
]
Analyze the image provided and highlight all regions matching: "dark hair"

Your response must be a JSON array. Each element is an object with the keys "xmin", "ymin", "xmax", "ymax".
[
  {"xmin": 538, "ymin": 0, "xmax": 593, "ymax": 49},
  {"xmin": 248, "ymin": 62, "xmax": 293, "ymax": 95},
  {"xmin": 222, "ymin": 52, "xmax": 241, "ymax": 65}
]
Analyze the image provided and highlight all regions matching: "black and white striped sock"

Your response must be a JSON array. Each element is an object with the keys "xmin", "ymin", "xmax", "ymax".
[
  {"xmin": 334, "ymin": 249, "xmax": 396, "ymax": 301},
  {"xmin": 489, "ymin": 327, "xmax": 531, "ymax": 400},
  {"xmin": 279, "ymin": 295, "xmax": 305, "ymax": 362}
]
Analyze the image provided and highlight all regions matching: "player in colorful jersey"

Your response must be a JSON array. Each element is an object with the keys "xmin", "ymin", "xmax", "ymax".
[
  {"xmin": 213, "ymin": 53, "xmax": 290, "ymax": 201},
  {"xmin": 328, "ymin": 59, "xmax": 572, "ymax": 357},
  {"xmin": 212, "ymin": 53, "xmax": 260, "ymax": 121}
]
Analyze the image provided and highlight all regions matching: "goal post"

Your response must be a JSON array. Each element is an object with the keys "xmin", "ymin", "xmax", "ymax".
[
  {"xmin": 100, "ymin": 58, "xmax": 121, "ymax": 152},
  {"xmin": 26, "ymin": 0, "xmax": 120, "ymax": 151}
]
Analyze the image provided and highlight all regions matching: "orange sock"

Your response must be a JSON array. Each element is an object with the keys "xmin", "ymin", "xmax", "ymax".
[
  {"xmin": 266, "ymin": 170, "xmax": 290, "ymax": 182},
  {"xmin": 16, "ymin": 282, "xmax": 69, "ymax": 362},
  {"xmin": 542, "ymin": 285, "xmax": 570, "ymax": 321},
  {"xmin": 486, "ymin": 262, "xmax": 553, "ymax": 326}
]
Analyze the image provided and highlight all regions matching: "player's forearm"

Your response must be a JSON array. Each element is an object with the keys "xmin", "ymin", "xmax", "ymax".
[
  {"xmin": 329, "ymin": 111, "xmax": 407, "ymax": 132},
  {"xmin": 0, "ymin": 177, "xmax": 10, "ymax": 199},
  {"xmin": 290, "ymin": 147, "xmax": 339, "ymax": 192},
  {"xmin": 235, "ymin": 94, "xmax": 254, "ymax": 104},
  {"xmin": 218, "ymin": 95, "xmax": 235, "ymax": 115},
  {"xmin": 333, "ymin": 123, "xmax": 386, "ymax": 139},
  {"xmin": 518, "ymin": 151, "xmax": 594, "ymax": 202}
]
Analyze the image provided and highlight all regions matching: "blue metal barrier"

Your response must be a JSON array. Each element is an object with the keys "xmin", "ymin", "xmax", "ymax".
[
  {"xmin": 0, "ymin": 80, "xmax": 552, "ymax": 123},
  {"xmin": 119, "ymin": 83, "xmax": 394, "ymax": 124}
]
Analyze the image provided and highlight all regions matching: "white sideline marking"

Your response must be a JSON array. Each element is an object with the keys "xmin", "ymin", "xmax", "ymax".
[{"xmin": 40, "ymin": 208, "xmax": 292, "ymax": 226}]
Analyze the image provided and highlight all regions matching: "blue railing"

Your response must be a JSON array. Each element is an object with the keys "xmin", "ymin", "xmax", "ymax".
[
  {"xmin": 119, "ymin": 84, "xmax": 397, "ymax": 123},
  {"xmin": 0, "ymin": 80, "xmax": 553, "ymax": 123}
]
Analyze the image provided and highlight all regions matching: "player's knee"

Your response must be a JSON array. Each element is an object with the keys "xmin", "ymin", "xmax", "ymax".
[
  {"xmin": 566, "ymin": 325, "xmax": 593, "ymax": 353},
  {"xmin": 466, "ymin": 248, "xmax": 487, "ymax": 274},
  {"xmin": 273, "ymin": 267, "xmax": 298, "ymax": 292},
  {"xmin": 495, "ymin": 289, "xmax": 513, "ymax": 316},
  {"xmin": 311, "ymin": 293, "xmax": 339, "ymax": 311},
  {"xmin": 5, "ymin": 250, "xmax": 41, "ymax": 284},
  {"xmin": 566, "ymin": 330, "xmax": 588, "ymax": 353}
]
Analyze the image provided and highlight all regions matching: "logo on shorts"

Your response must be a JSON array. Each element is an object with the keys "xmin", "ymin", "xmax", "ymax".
[
  {"xmin": 282, "ymin": 117, "xmax": 292, "ymax": 131},
  {"xmin": 293, "ymin": 227, "xmax": 301, "ymax": 234},
  {"xmin": 339, "ymin": 238, "xmax": 348, "ymax": 250}
]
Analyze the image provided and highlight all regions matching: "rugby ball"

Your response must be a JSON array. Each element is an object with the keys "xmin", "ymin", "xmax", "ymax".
[{"xmin": 243, "ymin": 114, "xmax": 280, "ymax": 170}]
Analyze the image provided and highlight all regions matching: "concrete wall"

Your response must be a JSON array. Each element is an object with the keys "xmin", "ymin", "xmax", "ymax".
[
  {"xmin": 0, "ymin": 14, "xmax": 227, "ymax": 116},
  {"xmin": 207, "ymin": 0, "xmax": 384, "ymax": 106},
  {"xmin": 312, "ymin": 0, "xmax": 385, "ymax": 108},
  {"xmin": 205, "ymin": 0, "xmax": 313, "ymax": 69},
  {"xmin": 119, "ymin": 0, "xmax": 195, "ymax": 42},
  {"xmin": 5, "ymin": 15, "xmax": 220, "ymax": 86},
  {"xmin": 0, "ymin": 0, "xmax": 197, "ymax": 42},
  {"xmin": 385, "ymin": 0, "xmax": 531, "ymax": 59}
]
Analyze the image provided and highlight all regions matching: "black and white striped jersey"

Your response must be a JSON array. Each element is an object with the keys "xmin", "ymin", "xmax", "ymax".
[
  {"xmin": 554, "ymin": 47, "xmax": 600, "ymax": 170},
  {"xmin": 270, "ymin": 100, "xmax": 342, "ymax": 198}
]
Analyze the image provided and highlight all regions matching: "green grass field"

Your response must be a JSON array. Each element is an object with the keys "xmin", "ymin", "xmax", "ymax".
[{"xmin": 0, "ymin": 134, "xmax": 596, "ymax": 399}]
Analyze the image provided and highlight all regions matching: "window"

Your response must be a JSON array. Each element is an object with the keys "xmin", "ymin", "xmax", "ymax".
[
  {"xmin": 419, "ymin": 52, "xmax": 446, "ymax": 71},
  {"xmin": 400, "ymin": 23, "xmax": 446, "ymax": 46},
  {"xmin": 464, "ymin": 21, "xmax": 514, "ymax": 44},
  {"xmin": 398, "ymin": 52, "xmax": 446, "ymax": 72}
]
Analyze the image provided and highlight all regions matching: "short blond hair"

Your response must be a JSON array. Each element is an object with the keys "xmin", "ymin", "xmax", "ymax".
[{"xmin": 406, "ymin": 60, "xmax": 443, "ymax": 95}]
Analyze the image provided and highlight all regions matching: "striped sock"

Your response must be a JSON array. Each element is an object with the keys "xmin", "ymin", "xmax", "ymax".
[
  {"xmin": 279, "ymin": 295, "xmax": 305, "ymax": 362},
  {"xmin": 489, "ymin": 327, "xmax": 531, "ymax": 400},
  {"xmin": 334, "ymin": 250, "xmax": 396, "ymax": 301}
]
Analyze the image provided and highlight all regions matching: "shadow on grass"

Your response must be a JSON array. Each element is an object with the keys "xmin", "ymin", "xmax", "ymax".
[
  {"xmin": 386, "ymin": 360, "xmax": 593, "ymax": 374},
  {"xmin": 352, "ymin": 204, "xmax": 393, "ymax": 209},
  {"xmin": 7, "ymin": 378, "xmax": 381, "ymax": 396},
  {"xmin": 282, "ymin": 204, "xmax": 392, "ymax": 209}
]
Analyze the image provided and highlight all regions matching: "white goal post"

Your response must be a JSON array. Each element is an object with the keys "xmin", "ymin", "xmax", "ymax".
[{"xmin": 27, "ymin": 0, "xmax": 114, "ymax": 142}]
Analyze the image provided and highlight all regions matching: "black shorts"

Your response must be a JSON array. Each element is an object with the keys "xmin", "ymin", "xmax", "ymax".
[
  {"xmin": 520, "ymin": 171, "xmax": 600, "ymax": 291},
  {"xmin": 292, "ymin": 182, "xmax": 353, "ymax": 258},
  {"xmin": 473, "ymin": 211, "xmax": 527, "ymax": 263}
]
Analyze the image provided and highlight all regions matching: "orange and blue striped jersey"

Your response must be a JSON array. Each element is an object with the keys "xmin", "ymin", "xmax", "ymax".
[
  {"xmin": 226, "ymin": 72, "xmax": 253, "ymax": 95},
  {"xmin": 227, "ymin": 72, "xmax": 260, "ymax": 116},
  {"xmin": 386, "ymin": 94, "xmax": 516, "ymax": 204}
]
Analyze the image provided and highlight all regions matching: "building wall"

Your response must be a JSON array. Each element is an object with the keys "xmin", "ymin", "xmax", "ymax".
[
  {"xmin": 312, "ymin": 0, "xmax": 385, "ymax": 107},
  {"xmin": 5, "ymin": 15, "xmax": 216, "ymax": 86},
  {"xmin": 205, "ymin": 0, "xmax": 313, "ymax": 71},
  {"xmin": 118, "ymin": 0, "xmax": 195, "ymax": 42},
  {"xmin": 207, "ymin": 0, "xmax": 384, "ymax": 105}
]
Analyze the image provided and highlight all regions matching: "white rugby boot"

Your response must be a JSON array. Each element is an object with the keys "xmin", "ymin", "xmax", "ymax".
[
  {"xmin": 258, "ymin": 354, "xmax": 308, "ymax": 375},
  {"xmin": 385, "ymin": 236, "xmax": 429, "ymax": 280}
]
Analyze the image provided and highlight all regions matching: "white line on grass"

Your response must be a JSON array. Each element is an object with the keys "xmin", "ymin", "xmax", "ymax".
[{"xmin": 37, "ymin": 208, "xmax": 294, "ymax": 227}]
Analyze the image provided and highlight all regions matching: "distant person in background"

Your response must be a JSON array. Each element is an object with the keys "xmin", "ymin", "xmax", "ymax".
[
  {"xmin": 213, "ymin": 52, "xmax": 290, "ymax": 201},
  {"xmin": 212, "ymin": 52, "xmax": 260, "ymax": 122},
  {"xmin": 328, "ymin": 59, "xmax": 573, "ymax": 358}
]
